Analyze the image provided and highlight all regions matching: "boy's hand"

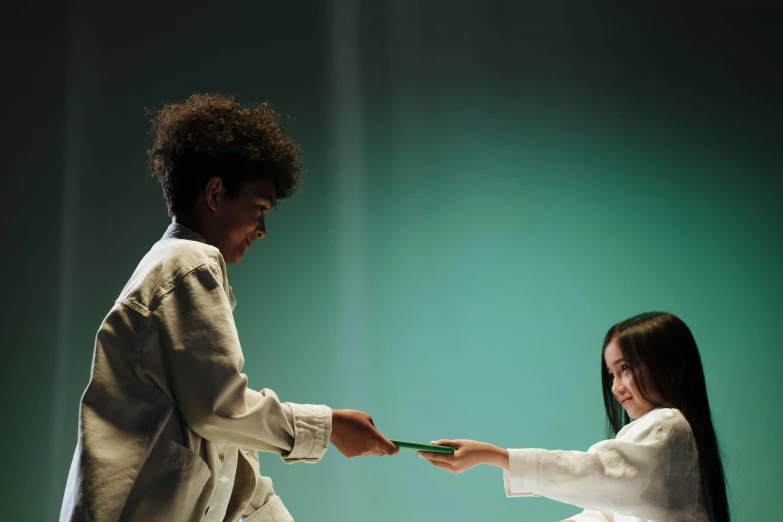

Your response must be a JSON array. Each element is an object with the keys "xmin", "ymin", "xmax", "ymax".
[{"xmin": 329, "ymin": 409, "xmax": 399, "ymax": 458}]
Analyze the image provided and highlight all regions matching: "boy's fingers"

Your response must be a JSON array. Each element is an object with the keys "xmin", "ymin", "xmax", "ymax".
[
  {"xmin": 371, "ymin": 427, "xmax": 399, "ymax": 456},
  {"xmin": 381, "ymin": 437, "xmax": 399, "ymax": 455}
]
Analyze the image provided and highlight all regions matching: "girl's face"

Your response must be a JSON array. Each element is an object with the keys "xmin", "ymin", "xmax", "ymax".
[{"xmin": 604, "ymin": 337, "xmax": 664, "ymax": 420}]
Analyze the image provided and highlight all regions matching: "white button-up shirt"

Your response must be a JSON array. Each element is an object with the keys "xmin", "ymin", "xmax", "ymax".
[
  {"xmin": 60, "ymin": 223, "xmax": 332, "ymax": 522},
  {"xmin": 504, "ymin": 408, "xmax": 708, "ymax": 521}
]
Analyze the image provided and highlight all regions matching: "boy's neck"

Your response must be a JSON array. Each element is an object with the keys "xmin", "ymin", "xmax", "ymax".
[{"xmin": 172, "ymin": 214, "xmax": 209, "ymax": 243}]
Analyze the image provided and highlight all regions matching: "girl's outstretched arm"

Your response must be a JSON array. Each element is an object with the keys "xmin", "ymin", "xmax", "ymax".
[{"xmin": 418, "ymin": 439, "xmax": 509, "ymax": 474}]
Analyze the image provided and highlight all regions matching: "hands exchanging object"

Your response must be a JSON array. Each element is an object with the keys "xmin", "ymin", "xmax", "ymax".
[{"xmin": 328, "ymin": 409, "xmax": 508, "ymax": 474}]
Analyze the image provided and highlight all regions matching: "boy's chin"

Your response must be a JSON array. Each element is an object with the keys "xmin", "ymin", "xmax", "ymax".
[{"xmin": 221, "ymin": 248, "xmax": 245, "ymax": 264}]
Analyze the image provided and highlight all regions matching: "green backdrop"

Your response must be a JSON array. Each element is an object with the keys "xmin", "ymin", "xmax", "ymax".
[{"xmin": 2, "ymin": 1, "xmax": 781, "ymax": 520}]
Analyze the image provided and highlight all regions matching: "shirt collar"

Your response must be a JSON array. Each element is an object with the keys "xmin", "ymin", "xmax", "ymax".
[
  {"xmin": 160, "ymin": 222, "xmax": 238, "ymax": 311},
  {"xmin": 162, "ymin": 222, "xmax": 207, "ymax": 243}
]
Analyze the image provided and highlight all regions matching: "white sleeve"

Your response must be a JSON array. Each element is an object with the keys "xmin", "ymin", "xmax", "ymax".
[
  {"xmin": 567, "ymin": 508, "xmax": 614, "ymax": 521},
  {"xmin": 503, "ymin": 411, "xmax": 691, "ymax": 520}
]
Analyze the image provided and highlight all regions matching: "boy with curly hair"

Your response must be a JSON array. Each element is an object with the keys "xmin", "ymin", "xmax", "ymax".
[{"xmin": 60, "ymin": 94, "xmax": 398, "ymax": 522}]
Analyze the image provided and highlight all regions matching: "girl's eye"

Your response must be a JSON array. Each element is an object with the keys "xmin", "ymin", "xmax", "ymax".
[
  {"xmin": 608, "ymin": 373, "xmax": 615, "ymax": 380},
  {"xmin": 621, "ymin": 364, "xmax": 630, "ymax": 372}
]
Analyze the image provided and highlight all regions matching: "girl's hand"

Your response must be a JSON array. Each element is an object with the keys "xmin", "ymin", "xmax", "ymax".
[{"xmin": 418, "ymin": 439, "xmax": 508, "ymax": 474}]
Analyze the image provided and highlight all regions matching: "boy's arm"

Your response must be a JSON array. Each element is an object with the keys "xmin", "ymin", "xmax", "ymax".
[{"xmin": 144, "ymin": 260, "xmax": 329, "ymax": 460}]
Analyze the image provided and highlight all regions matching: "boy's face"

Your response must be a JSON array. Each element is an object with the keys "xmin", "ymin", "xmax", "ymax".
[{"xmin": 208, "ymin": 177, "xmax": 276, "ymax": 264}]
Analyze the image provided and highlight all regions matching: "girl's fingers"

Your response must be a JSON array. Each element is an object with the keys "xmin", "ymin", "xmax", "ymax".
[
  {"xmin": 423, "ymin": 458, "xmax": 458, "ymax": 473},
  {"xmin": 418, "ymin": 451, "xmax": 454, "ymax": 463},
  {"xmin": 431, "ymin": 439, "xmax": 460, "ymax": 448}
]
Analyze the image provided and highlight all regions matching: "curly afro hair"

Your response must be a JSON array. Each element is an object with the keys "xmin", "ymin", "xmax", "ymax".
[{"xmin": 147, "ymin": 93, "xmax": 301, "ymax": 217}]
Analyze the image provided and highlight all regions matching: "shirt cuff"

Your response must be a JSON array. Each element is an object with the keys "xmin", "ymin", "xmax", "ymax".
[
  {"xmin": 281, "ymin": 404, "xmax": 332, "ymax": 463},
  {"xmin": 241, "ymin": 495, "xmax": 293, "ymax": 522},
  {"xmin": 568, "ymin": 509, "xmax": 613, "ymax": 522},
  {"xmin": 503, "ymin": 448, "xmax": 543, "ymax": 497}
]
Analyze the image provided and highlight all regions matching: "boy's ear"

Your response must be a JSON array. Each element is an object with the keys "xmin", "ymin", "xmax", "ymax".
[{"xmin": 205, "ymin": 176, "xmax": 223, "ymax": 211}]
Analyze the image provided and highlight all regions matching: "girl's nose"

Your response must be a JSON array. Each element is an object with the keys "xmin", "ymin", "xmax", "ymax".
[{"xmin": 612, "ymin": 379, "xmax": 625, "ymax": 396}]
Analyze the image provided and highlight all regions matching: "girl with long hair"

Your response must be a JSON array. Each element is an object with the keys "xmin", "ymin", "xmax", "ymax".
[{"xmin": 420, "ymin": 312, "xmax": 730, "ymax": 522}]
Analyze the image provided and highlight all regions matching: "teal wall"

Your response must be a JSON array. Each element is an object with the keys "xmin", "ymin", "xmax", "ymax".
[{"xmin": 2, "ymin": 2, "xmax": 781, "ymax": 520}]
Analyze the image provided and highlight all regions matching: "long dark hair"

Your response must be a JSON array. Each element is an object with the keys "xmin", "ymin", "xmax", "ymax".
[{"xmin": 601, "ymin": 312, "xmax": 730, "ymax": 522}]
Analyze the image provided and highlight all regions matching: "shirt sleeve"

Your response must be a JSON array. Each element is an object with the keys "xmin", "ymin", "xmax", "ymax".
[
  {"xmin": 143, "ymin": 259, "xmax": 331, "ymax": 462},
  {"xmin": 503, "ymin": 411, "xmax": 691, "ymax": 520},
  {"xmin": 567, "ymin": 509, "xmax": 615, "ymax": 521}
]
